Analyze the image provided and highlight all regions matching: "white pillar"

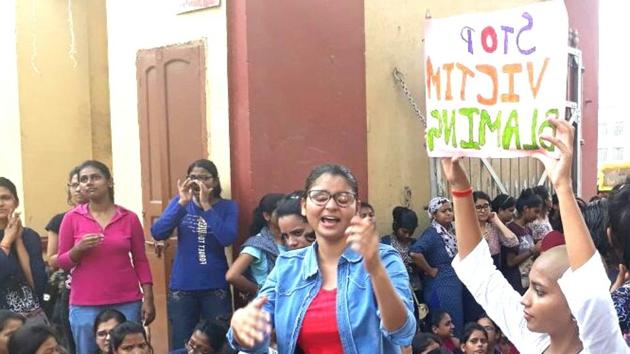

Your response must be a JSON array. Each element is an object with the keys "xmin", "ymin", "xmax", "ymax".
[{"xmin": 0, "ymin": 0, "xmax": 26, "ymax": 214}]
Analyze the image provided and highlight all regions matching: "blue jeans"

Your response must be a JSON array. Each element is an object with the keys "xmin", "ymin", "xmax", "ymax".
[
  {"xmin": 69, "ymin": 301, "xmax": 141, "ymax": 354},
  {"xmin": 168, "ymin": 288, "xmax": 232, "ymax": 350}
]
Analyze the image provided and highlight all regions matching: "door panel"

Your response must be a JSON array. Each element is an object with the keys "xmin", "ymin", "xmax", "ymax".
[{"xmin": 137, "ymin": 40, "xmax": 206, "ymax": 352}]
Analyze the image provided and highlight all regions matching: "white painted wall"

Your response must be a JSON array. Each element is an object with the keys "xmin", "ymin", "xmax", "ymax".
[
  {"xmin": 0, "ymin": 0, "xmax": 25, "ymax": 214},
  {"xmin": 598, "ymin": 1, "xmax": 630, "ymax": 164},
  {"xmin": 106, "ymin": 2, "xmax": 230, "ymax": 216}
]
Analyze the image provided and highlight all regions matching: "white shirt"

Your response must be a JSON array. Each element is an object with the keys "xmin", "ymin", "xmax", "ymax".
[{"xmin": 452, "ymin": 239, "xmax": 628, "ymax": 354}]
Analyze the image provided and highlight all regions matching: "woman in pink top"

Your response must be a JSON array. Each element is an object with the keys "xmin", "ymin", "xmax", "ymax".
[
  {"xmin": 57, "ymin": 160, "xmax": 154, "ymax": 354},
  {"xmin": 473, "ymin": 191, "xmax": 519, "ymax": 270}
]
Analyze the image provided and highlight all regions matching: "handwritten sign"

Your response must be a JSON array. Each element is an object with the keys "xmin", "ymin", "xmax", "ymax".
[{"xmin": 424, "ymin": 2, "xmax": 568, "ymax": 158}]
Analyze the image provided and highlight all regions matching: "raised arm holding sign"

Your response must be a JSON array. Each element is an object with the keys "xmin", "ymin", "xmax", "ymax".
[{"xmin": 424, "ymin": 1, "xmax": 568, "ymax": 158}]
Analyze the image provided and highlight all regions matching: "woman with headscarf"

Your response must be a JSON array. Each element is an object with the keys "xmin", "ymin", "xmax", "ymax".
[{"xmin": 410, "ymin": 197, "xmax": 463, "ymax": 337}]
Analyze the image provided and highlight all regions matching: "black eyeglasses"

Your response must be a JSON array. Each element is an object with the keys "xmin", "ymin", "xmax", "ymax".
[
  {"xmin": 475, "ymin": 203, "xmax": 490, "ymax": 211},
  {"xmin": 307, "ymin": 190, "xmax": 356, "ymax": 208},
  {"xmin": 188, "ymin": 174, "xmax": 213, "ymax": 182}
]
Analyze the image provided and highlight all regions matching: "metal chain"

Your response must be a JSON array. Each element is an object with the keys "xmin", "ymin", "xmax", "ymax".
[{"xmin": 393, "ymin": 68, "xmax": 427, "ymax": 128}]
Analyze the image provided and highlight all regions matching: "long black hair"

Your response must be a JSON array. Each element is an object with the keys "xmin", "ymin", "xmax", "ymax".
[
  {"xmin": 392, "ymin": 206, "xmax": 418, "ymax": 235},
  {"xmin": 78, "ymin": 160, "xmax": 115, "ymax": 202},
  {"xmin": 275, "ymin": 191, "xmax": 306, "ymax": 221},
  {"xmin": 532, "ymin": 185, "xmax": 551, "ymax": 215},
  {"xmin": 249, "ymin": 193, "xmax": 285, "ymax": 236},
  {"xmin": 8, "ymin": 323, "xmax": 59, "ymax": 354},
  {"xmin": 609, "ymin": 184, "xmax": 630, "ymax": 268},
  {"xmin": 108, "ymin": 321, "xmax": 152, "ymax": 354},
  {"xmin": 582, "ymin": 198, "xmax": 610, "ymax": 260},
  {"xmin": 303, "ymin": 164, "xmax": 358, "ymax": 195},
  {"xmin": 473, "ymin": 191, "xmax": 491, "ymax": 204},
  {"xmin": 411, "ymin": 333, "xmax": 441, "ymax": 354},
  {"xmin": 93, "ymin": 309, "xmax": 127, "ymax": 335},
  {"xmin": 515, "ymin": 188, "xmax": 542, "ymax": 215},
  {"xmin": 0, "ymin": 310, "xmax": 24, "ymax": 332},
  {"xmin": 276, "ymin": 191, "xmax": 315, "ymax": 242},
  {"xmin": 460, "ymin": 322, "xmax": 488, "ymax": 344},
  {"xmin": 193, "ymin": 319, "xmax": 230, "ymax": 353},
  {"xmin": 0, "ymin": 177, "xmax": 19, "ymax": 204},
  {"xmin": 491, "ymin": 194, "xmax": 515, "ymax": 213},
  {"xmin": 430, "ymin": 310, "xmax": 450, "ymax": 329},
  {"xmin": 187, "ymin": 159, "xmax": 222, "ymax": 198}
]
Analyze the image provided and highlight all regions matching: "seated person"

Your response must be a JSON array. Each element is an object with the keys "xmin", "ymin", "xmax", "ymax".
[
  {"xmin": 170, "ymin": 319, "xmax": 233, "ymax": 354},
  {"xmin": 411, "ymin": 332, "xmax": 440, "ymax": 354}
]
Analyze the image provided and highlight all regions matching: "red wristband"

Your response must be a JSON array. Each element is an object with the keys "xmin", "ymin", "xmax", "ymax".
[{"xmin": 451, "ymin": 186, "xmax": 473, "ymax": 198}]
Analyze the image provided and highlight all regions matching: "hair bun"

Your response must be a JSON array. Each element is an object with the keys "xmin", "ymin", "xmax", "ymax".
[{"xmin": 392, "ymin": 206, "xmax": 406, "ymax": 218}]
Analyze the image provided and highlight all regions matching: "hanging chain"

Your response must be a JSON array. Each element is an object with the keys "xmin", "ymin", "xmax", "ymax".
[{"xmin": 392, "ymin": 68, "xmax": 427, "ymax": 128}]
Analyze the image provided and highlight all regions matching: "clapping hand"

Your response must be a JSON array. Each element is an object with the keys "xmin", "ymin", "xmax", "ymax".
[
  {"xmin": 231, "ymin": 297, "xmax": 272, "ymax": 348},
  {"xmin": 345, "ymin": 214, "xmax": 381, "ymax": 273}
]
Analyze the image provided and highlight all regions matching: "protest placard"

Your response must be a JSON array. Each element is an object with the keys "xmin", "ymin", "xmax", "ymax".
[{"xmin": 424, "ymin": 1, "xmax": 568, "ymax": 157}]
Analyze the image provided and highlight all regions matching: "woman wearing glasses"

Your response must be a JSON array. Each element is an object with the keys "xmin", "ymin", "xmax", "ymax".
[
  {"xmin": 473, "ymin": 191, "xmax": 518, "ymax": 270},
  {"xmin": 93, "ymin": 309, "xmax": 126, "ymax": 354},
  {"xmin": 44, "ymin": 166, "xmax": 87, "ymax": 353},
  {"xmin": 151, "ymin": 159, "xmax": 238, "ymax": 351},
  {"xmin": 170, "ymin": 319, "xmax": 230, "ymax": 354},
  {"xmin": 227, "ymin": 164, "xmax": 415, "ymax": 353},
  {"xmin": 466, "ymin": 192, "xmax": 519, "ymax": 340},
  {"xmin": 409, "ymin": 197, "xmax": 464, "ymax": 337}
]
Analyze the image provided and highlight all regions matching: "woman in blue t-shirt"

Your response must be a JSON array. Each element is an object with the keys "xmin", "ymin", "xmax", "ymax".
[
  {"xmin": 151, "ymin": 159, "xmax": 238, "ymax": 351},
  {"xmin": 226, "ymin": 193, "xmax": 286, "ymax": 297}
]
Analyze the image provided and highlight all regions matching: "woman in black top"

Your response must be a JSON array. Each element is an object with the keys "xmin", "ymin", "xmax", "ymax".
[
  {"xmin": 44, "ymin": 166, "xmax": 86, "ymax": 352},
  {"xmin": 0, "ymin": 177, "xmax": 47, "ymax": 324}
]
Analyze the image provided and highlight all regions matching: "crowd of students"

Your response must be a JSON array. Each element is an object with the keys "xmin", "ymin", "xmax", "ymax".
[{"xmin": 2, "ymin": 119, "xmax": 630, "ymax": 353}]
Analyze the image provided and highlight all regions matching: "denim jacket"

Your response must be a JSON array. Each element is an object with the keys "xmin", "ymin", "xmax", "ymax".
[{"xmin": 228, "ymin": 243, "xmax": 416, "ymax": 353}]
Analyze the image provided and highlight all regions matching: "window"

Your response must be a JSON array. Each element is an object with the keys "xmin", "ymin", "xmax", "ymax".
[
  {"xmin": 614, "ymin": 147, "xmax": 625, "ymax": 160},
  {"xmin": 599, "ymin": 123, "xmax": 608, "ymax": 139},
  {"xmin": 599, "ymin": 148, "xmax": 608, "ymax": 162},
  {"xmin": 614, "ymin": 122, "xmax": 624, "ymax": 137}
]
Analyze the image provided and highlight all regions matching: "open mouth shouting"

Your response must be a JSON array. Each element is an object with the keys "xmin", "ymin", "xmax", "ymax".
[{"xmin": 320, "ymin": 215, "xmax": 341, "ymax": 228}]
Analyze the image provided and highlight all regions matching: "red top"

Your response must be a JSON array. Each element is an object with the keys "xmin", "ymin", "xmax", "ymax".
[
  {"xmin": 297, "ymin": 288, "xmax": 344, "ymax": 354},
  {"xmin": 540, "ymin": 230, "xmax": 565, "ymax": 252},
  {"xmin": 442, "ymin": 337, "xmax": 457, "ymax": 352}
]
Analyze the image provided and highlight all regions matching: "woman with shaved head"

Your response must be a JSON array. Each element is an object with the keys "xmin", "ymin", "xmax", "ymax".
[{"xmin": 442, "ymin": 119, "xmax": 628, "ymax": 353}]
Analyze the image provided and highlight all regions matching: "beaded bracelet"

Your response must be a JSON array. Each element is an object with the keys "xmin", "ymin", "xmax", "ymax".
[{"xmin": 451, "ymin": 186, "xmax": 473, "ymax": 198}]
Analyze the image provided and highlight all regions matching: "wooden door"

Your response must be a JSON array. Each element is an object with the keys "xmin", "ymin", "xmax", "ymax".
[{"xmin": 137, "ymin": 40, "xmax": 206, "ymax": 352}]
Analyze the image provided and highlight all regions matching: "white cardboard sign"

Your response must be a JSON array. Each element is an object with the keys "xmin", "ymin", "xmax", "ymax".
[{"xmin": 424, "ymin": 1, "xmax": 568, "ymax": 158}]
